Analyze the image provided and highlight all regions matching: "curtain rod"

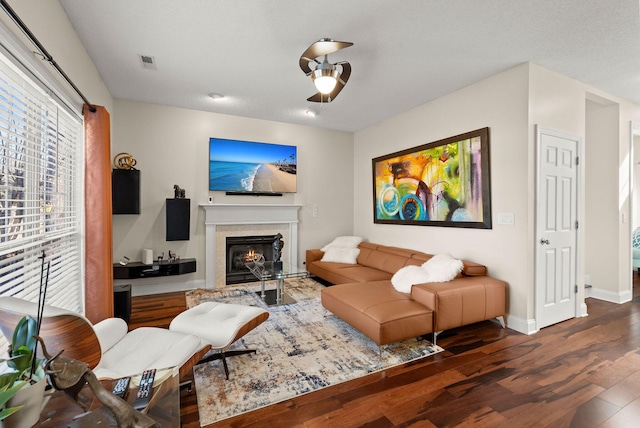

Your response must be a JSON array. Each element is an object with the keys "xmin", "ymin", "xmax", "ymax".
[{"xmin": 0, "ymin": 0, "xmax": 96, "ymax": 112}]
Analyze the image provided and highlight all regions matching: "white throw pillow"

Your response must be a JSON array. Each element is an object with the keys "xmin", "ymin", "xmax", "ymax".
[
  {"xmin": 321, "ymin": 247, "xmax": 360, "ymax": 264},
  {"xmin": 421, "ymin": 254, "xmax": 463, "ymax": 282},
  {"xmin": 321, "ymin": 236, "xmax": 363, "ymax": 252},
  {"xmin": 392, "ymin": 265, "xmax": 432, "ymax": 293}
]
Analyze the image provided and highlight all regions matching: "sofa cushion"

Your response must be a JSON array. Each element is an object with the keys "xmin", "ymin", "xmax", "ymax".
[
  {"xmin": 321, "ymin": 236, "xmax": 363, "ymax": 251},
  {"xmin": 321, "ymin": 246, "xmax": 360, "ymax": 264},
  {"xmin": 411, "ymin": 276, "xmax": 506, "ymax": 331},
  {"xmin": 421, "ymin": 254, "xmax": 463, "ymax": 281},
  {"xmin": 308, "ymin": 261, "xmax": 392, "ymax": 284},
  {"xmin": 358, "ymin": 244, "xmax": 417, "ymax": 274},
  {"xmin": 460, "ymin": 261, "xmax": 488, "ymax": 276},
  {"xmin": 321, "ymin": 280, "xmax": 433, "ymax": 346},
  {"xmin": 391, "ymin": 265, "xmax": 433, "ymax": 293}
]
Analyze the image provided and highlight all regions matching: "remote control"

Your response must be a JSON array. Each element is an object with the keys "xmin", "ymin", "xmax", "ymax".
[
  {"xmin": 133, "ymin": 369, "xmax": 156, "ymax": 411},
  {"xmin": 111, "ymin": 376, "xmax": 130, "ymax": 398}
]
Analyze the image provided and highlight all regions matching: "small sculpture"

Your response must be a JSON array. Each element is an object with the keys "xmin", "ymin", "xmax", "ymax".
[
  {"xmin": 113, "ymin": 153, "xmax": 138, "ymax": 170},
  {"xmin": 173, "ymin": 184, "xmax": 186, "ymax": 199},
  {"xmin": 38, "ymin": 336, "xmax": 156, "ymax": 428},
  {"xmin": 272, "ymin": 233, "xmax": 284, "ymax": 262}
]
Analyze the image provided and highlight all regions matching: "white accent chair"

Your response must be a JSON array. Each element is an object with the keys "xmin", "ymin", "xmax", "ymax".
[{"xmin": 0, "ymin": 296, "xmax": 211, "ymax": 381}]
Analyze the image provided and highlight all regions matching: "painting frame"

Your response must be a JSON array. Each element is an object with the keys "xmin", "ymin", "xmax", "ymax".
[{"xmin": 372, "ymin": 127, "xmax": 492, "ymax": 229}]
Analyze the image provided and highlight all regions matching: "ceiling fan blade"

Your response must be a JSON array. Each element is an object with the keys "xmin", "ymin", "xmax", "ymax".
[
  {"xmin": 306, "ymin": 62, "xmax": 351, "ymax": 103},
  {"xmin": 300, "ymin": 39, "xmax": 353, "ymax": 64},
  {"xmin": 336, "ymin": 62, "xmax": 351, "ymax": 85},
  {"xmin": 299, "ymin": 56, "xmax": 318, "ymax": 75},
  {"xmin": 302, "ymin": 40, "xmax": 353, "ymax": 59}
]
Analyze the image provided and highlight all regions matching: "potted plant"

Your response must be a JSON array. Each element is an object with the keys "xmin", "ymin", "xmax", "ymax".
[
  {"xmin": 0, "ymin": 315, "xmax": 47, "ymax": 428},
  {"xmin": 0, "ymin": 372, "xmax": 27, "ymax": 421}
]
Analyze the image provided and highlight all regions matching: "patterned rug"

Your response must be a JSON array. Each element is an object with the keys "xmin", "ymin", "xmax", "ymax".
[{"xmin": 187, "ymin": 277, "xmax": 443, "ymax": 426}]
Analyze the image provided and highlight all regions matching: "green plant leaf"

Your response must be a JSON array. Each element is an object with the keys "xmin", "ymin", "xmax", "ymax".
[
  {"xmin": 3, "ymin": 316, "xmax": 43, "ymax": 381},
  {"xmin": 0, "ymin": 405, "xmax": 24, "ymax": 421},
  {"xmin": 0, "ymin": 372, "xmax": 19, "ymax": 390},
  {"xmin": 12, "ymin": 316, "xmax": 37, "ymax": 353},
  {"xmin": 0, "ymin": 379, "xmax": 27, "ymax": 409}
]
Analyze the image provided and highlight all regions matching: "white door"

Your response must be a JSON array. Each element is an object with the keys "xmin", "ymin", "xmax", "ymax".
[{"xmin": 535, "ymin": 126, "xmax": 579, "ymax": 329}]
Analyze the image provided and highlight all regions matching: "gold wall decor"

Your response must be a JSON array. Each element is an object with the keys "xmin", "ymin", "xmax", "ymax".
[{"xmin": 113, "ymin": 152, "xmax": 138, "ymax": 170}]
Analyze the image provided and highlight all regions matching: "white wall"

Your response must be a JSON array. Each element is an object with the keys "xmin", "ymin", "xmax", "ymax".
[
  {"xmin": 2, "ymin": 0, "xmax": 113, "ymax": 112},
  {"xmin": 354, "ymin": 64, "xmax": 531, "ymax": 327},
  {"xmin": 354, "ymin": 62, "xmax": 640, "ymax": 332},
  {"xmin": 111, "ymin": 100, "xmax": 354, "ymax": 294},
  {"xmin": 585, "ymin": 100, "xmax": 621, "ymax": 298},
  {"xmin": 633, "ymin": 135, "xmax": 640, "ymax": 230}
]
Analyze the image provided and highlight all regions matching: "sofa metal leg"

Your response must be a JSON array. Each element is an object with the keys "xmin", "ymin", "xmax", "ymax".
[
  {"xmin": 433, "ymin": 331, "xmax": 442, "ymax": 346},
  {"xmin": 496, "ymin": 316, "xmax": 505, "ymax": 328}
]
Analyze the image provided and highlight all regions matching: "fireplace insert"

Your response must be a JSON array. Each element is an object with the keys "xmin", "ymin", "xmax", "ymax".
[{"xmin": 226, "ymin": 235, "xmax": 279, "ymax": 284}]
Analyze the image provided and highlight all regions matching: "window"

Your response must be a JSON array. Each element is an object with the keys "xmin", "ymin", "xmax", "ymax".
[{"xmin": 0, "ymin": 52, "xmax": 84, "ymax": 313}]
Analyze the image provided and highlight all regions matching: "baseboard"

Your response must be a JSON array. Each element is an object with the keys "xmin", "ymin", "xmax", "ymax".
[
  {"xmin": 588, "ymin": 287, "xmax": 633, "ymax": 304},
  {"xmin": 505, "ymin": 314, "xmax": 538, "ymax": 335},
  {"xmin": 579, "ymin": 302, "xmax": 589, "ymax": 317},
  {"xmin": 119, "ymin": 278, "xmax": 206, "ymax": 297}
]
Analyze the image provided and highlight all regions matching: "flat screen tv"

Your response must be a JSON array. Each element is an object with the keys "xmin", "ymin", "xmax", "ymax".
[{"xmin": 209, "ymin": 137, "xmax": 297, "ymax": 194}]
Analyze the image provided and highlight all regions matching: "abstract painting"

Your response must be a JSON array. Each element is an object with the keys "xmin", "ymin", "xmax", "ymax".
[{"xmin": 372, "ymin": 128, "xmax": 492, "ymax": 228}]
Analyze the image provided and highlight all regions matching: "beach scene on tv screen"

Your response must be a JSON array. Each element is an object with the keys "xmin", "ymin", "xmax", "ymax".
[{"xmin": 209, "ymin": 138, "xmax": 297, "ymax": 193}]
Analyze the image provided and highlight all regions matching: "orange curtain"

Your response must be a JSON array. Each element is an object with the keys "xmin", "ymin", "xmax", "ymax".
[{"xmin": 83, "ymin": 104, "xmax": 113, "ymax": 323}]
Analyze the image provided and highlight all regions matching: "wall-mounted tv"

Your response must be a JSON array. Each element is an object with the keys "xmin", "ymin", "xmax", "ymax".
[{"xmin": 209, "ymin": 137, "xmax": 297, "ymax": 194}]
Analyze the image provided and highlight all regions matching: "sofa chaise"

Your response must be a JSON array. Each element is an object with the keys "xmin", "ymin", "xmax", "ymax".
[{"xmin": 306, "ymin": 241, "xmax": 507, "ymax": 346}]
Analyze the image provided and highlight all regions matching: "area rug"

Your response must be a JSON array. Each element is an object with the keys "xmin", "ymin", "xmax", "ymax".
[{"xmin": 187, "ymin": 277, "xmax": 443, "ymax": 426}]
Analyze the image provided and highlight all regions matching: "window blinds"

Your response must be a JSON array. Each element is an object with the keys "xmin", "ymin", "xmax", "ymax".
[{"xmin": 0, "ymin": 52, "xmax": 83, "ymax": 313}]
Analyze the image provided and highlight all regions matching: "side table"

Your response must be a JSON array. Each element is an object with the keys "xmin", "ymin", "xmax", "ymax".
[
  {"xmin": 36, "ymin": 368, "xmax": 179, "ymax": 427},
  {"xmin": 245, "ymin": 260, "xmax": 308, "ymax": 306}
]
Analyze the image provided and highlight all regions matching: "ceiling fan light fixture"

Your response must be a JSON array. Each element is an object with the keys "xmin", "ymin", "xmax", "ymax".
[
  {"xmin": 312, "ymin": 61, "xmax": 340, "ymax": 94},
  {"xmin": 299, "ymin": 38, "xmax": 353, "ymax": 102}
]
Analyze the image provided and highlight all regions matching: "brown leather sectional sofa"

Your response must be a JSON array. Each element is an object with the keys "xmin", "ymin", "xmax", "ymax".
[{"xmin": 306, "ymin": 242, "xmax": 507, "ymax": 346}]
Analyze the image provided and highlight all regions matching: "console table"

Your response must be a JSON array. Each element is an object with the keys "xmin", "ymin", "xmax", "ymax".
[{"xmin": 113, "ymin": 258, "xmax": 196, "ymax": 279}]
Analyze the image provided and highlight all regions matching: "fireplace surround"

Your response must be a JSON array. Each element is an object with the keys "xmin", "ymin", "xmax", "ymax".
[{"xmin": 201, "ymin": 204, "xmax": 302, "ymax": 288}]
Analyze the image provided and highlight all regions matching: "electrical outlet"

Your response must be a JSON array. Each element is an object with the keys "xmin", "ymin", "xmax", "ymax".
[{"xmin": 312, "ymin": 204, "xmax": 318, "ymax": 218}]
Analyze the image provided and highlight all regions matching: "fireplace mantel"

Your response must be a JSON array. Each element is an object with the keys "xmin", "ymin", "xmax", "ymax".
[{"xmin": 200, "ymin": 204, "xmax": 302, "ymax": 288}]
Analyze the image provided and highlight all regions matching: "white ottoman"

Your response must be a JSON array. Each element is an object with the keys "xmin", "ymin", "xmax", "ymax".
[{"xmin": 169, "ymin": 302, "xmax": 269, "ymax": 379}]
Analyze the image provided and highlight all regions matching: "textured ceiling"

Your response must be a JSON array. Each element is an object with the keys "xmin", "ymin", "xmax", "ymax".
[{"xmin": 58, "ymin": 0, "xmax": 640, "ymax": 132}]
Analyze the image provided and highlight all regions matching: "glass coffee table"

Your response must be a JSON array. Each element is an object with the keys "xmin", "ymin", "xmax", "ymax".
[{"xmin": 245, "ymin": 260, "xmax": 308, "ymax": 306}]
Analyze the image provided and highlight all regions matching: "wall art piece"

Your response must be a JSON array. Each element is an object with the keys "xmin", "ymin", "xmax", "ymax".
[{"xmin": 372, "ymin": 127, "xmax": 492, "ymax": 229}]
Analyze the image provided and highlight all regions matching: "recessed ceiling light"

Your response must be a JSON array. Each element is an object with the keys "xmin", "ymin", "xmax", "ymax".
[
  {"xmin": 208, "ymin": 92, "xmax": 224, "ymax": 100},
  {"xmin": 305, "ymin": 109, "xmax": 318, "ymax": 117}
]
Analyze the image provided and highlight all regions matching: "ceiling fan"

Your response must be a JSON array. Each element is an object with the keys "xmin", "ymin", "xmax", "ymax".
[{"xmin": 299, "ymin": 38, "xmax": 353, "ymax": 103}]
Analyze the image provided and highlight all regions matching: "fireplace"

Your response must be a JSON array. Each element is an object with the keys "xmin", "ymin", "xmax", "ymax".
[
  {"xmin": 226, "ymin": 235, "xmax": 278, "ymax": 284},
  {"xmin": 201, "ymin": 203, "xmax": 301, "ymax": 288}
]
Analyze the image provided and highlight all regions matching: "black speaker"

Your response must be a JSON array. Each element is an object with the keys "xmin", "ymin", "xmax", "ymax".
[
  {"xmin": 113, "ymin": 283, "xmax": 131, "ymax": 323},
  {"xmin": 112, "ymin": 169, "xmax": 140, "ymax": 214},
  {"xmin": 166, "ymin": 198, "xmax": 190, "ymax": 241}
]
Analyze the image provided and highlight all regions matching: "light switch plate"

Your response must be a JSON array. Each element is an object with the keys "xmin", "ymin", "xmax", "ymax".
[{"xmin": 497, "ymin": 213, "xmax": 515, "ymax": 225}]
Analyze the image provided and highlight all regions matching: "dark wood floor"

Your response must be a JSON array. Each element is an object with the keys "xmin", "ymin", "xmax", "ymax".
[{"xmin": 131, "ymin": 277, "xmax": 640, "ymax": 428}]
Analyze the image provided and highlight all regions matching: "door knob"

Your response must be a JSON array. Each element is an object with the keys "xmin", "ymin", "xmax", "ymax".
[{"xmin": 540, "ymin": 239, "xmax": 550, "ymax": 245}]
